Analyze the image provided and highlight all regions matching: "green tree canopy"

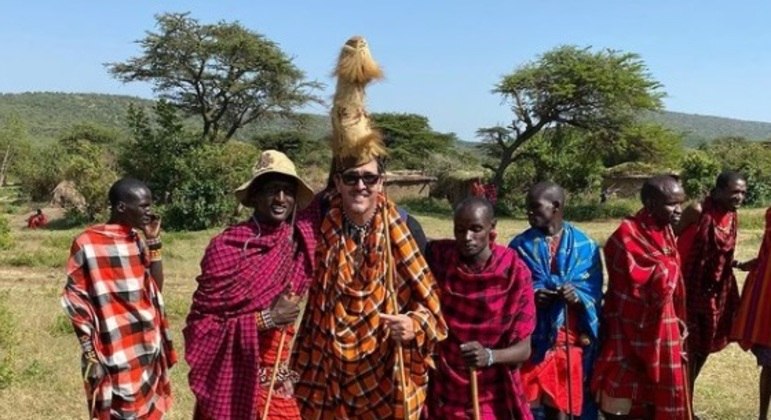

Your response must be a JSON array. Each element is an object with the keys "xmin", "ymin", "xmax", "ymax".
[
  {"xmin": 107, "ymin": 12, "xmax": 322, "ymax": 142},
  {"xmin": 479, "ymin": 45, "xmax": 664, "ymax": 191},
  {"xmin": 371, "ymin": 113, "xmax": 455, "ymax": 170}
]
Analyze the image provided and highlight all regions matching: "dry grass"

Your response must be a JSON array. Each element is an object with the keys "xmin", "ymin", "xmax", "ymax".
[{"xmin": 0, "ymin": 205, "xmax": 765, "ymax": 419}]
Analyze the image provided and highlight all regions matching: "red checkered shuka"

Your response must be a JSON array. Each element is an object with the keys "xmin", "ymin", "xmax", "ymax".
[
  {"xmin": 184, "ymin": 201, "xmax": 319, "ymax": 420},
  {"xmin": 678, "ymin": 197, "xmax": 739, "ymax": 355},
  {"xmin": 592, "ymin": 210, "xmax": 688, "ymax": 420},
  {"xmin": 61, "ymin": 224, "xmax": 176, "ymax": 420},
  {"xmin": 425, "ymin": 241, "xmax": 535, "ymax": 420}
]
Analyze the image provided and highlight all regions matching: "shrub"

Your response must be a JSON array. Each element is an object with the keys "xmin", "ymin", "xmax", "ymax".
[{"xmin": 564, "ymin": 198, "xmax": 639, "ymax": 222}]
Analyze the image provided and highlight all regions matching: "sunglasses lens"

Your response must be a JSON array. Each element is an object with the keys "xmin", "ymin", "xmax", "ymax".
[{"xmin": 341, "ymin": 173, "xmax": 380, "ymax": 186}]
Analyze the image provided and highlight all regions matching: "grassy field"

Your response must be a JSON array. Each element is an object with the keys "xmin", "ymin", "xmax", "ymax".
[{"xmin": 0, "ymin": 204, "xmax": 766, "ymax": 419}]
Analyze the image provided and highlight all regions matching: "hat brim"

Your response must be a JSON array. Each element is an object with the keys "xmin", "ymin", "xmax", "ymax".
[{"xmin": 234, "ymin": 169, "xmax": 315, "ymax": 211}]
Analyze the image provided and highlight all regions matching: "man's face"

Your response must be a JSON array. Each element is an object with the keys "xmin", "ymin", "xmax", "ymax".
[
  {"xmin": 249, "ymin": 174, "xmax": 297, "ymax": 225},
  {"xmin": 334, "ymin": 160, "xmax": 383, "ymax": 218},
  {"xmin": 454, "ymin": 205, "xmax": 495, "ymax": 260},
  {"xmin": 715, "ymin": 179, "xmax": 747, "ymax": 211},
  {"xmin": 120, "ymin": 187, "xmax": 153, "ymax": 230},
  {"xmin": 526, "ymin": 195, "xmax": 557, "ymax": 230},
  {"xmin": 648, "ymin": 182, "xmax": 686, "ymax": 227}
]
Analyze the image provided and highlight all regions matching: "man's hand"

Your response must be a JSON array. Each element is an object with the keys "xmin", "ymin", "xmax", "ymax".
[
  {"xmin": 270, "ymin": 293, "xmax": 301, "ymax": 327},
  {"xmin": 559, "ymin": 284, "xmax": 580, "ymax": 305},
  {"xmin": 142, "ymin": 213, "xmax": 161, "ymax": 240},
  {"xmin": 734, "ymin": 259, "xmax": 758, "ymax": 272},
  {"xmin": 380, "ymin": 314, "xmax": 416, "ymax": 343},
  {"xmin": 535, "ymin": 289, "xmax": 559, "ymax": 308},
  {"xmin": 460, "ymin": 341, "xmax": 491, "ymax": 368},
  {"xmin": 84, "ymin": 358, "xmax": 106, "ymax": 389}
]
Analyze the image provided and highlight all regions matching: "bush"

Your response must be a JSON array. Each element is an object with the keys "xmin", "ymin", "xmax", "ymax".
[
  {"xmin": 680, "ymin": 150, "xmax": 721, "ymax": 200},
  {"xmin": 398, "ymin": 197, "xmax": 453, "ymax": 217},
  {"xmin": 0, "ymin": 215, "xmax": 11, "ymax": 250},
  {"xmin": 564, "ymin": 198, "xmax": 639, "ymax": 222}
]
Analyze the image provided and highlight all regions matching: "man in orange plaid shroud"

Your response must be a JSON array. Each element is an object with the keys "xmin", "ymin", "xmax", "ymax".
[
  {"xmin": 291, "ymin": 36, "xmax": 447, "ymax": 419},
  {"xmin": 62, "ymin": 178, "xmax": 176, "ymax": 419}
]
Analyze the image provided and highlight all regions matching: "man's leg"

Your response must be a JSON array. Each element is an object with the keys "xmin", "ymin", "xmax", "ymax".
[
  {"xmin": 760, "ymin": 366, "xmax": 771, "ymax": 420},
  {"xmin": 689, "ymin": 353, "xmax": 708, "ymax": 395}
]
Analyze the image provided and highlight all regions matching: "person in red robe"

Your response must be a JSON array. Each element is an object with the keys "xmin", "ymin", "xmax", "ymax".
[
  {"xmin": 731, "ymin": 206, "xmax": 771, "ymax": 420},
  {"xmin": 26, "ymin": 208, "xmax": 47, "ymax": 228},
  {"xmin": 184, "ymin": 150, "xmax": 319, "ymax": 420},
  {"xmin": 591, "ymin": 175, "xmax": 690, "ymax": 419},
  {"xmin": 676, "ymin": 171, "xmax": 747, "ymax": 396},
  {"xmin": 425, "ymin": 197, "xmax": 535, "ymax": 419}
]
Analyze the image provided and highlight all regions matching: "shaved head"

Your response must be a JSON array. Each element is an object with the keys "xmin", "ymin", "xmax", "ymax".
[
  {"xmin": 455, "ymin": 197, "xmax": 495, "ymax": 223},
  {"xmin": 527, "ymin": 181, "xmax": 565, "ymax": 207},
  {"xmin": 640, "ymin": 175, "xmax": 682, "ymax": 205},
  {"xmin": 715, "ymin": 170, "xmax": 745, "ymax": 190},
  {"xmin": 108, "ymin": 177, "xmax": 149, "ymax": 207}
]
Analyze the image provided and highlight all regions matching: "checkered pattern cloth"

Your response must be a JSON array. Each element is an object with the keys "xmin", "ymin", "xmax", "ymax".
[
  {"xmin": 61, "ymin": 224, "xmax": 176, "ymax": 420},
  {"xmin": 678, "ymin": 197, "xmax": 739, "ymax": 356},
  {"xmin": 292, "ymin": 193, "xmax": 447, "ymax": 420},
  {"xmin": 184, "ymin": 201, "xmax": 319, "ymax": 420},
  {"xmin": 425, "ymin": 241, "xmax": 535, "ymax": 419},
  {"xmin": 591, "ymin": 210, "xmax": 688, "ymax": 420},
  {"xmin": 733, "ymin": 207, "xmax": 771, "ymax": 350}
]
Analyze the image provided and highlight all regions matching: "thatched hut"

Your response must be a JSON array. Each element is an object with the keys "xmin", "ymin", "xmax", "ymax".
[
  {"xmin": 384, "ymin": 170, "xmax": 437, "ymax": 201},
  {"xmin": 602, "ymin": 162, "xmax": 680, "ymax": 198}
]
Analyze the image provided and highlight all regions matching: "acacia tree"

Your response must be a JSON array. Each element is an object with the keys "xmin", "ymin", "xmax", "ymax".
[
  {"xmin": 371, "ymin": 113, "xmax": 456, "ymax": 170},
  {"xmin": 107, "ymin": 12, "xmax": 322, "ymax": 142},
  {"xmin": 478, "ymin": 45, "xmax": 664, "ymax": 191}
]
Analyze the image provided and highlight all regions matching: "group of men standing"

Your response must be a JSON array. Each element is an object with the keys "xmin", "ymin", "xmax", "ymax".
[{"xmin": 59, "ymin": 35, "xmax": 771, "ymax": 420}]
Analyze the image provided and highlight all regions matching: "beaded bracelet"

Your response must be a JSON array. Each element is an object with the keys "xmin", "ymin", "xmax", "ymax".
[
  {"xmin": 485, "ymin": 348, "xmax": 495, "ymax": 367},
  {"xmin": 146, "ymin": 237, "xmax": 162, "ymax": 251}
]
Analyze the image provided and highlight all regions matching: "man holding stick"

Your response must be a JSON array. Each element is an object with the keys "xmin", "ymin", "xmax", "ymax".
[
  {"xmin": 425, "ymin": 197, "xmax": 536, "ymax": 419},
  {"xmin": 184, "ymin": 150, "xmax": 319, "ymax": 420},
  {"xmin": 291, "ymin": 36, "xmax": 446, "ymax": 419},
  {"xmin": 510, "ymin": 182, "xmax": 603, "ymax": 420}
]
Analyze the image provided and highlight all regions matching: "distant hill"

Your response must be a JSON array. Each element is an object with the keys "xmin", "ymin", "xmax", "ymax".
[
  {"xmin": 0, "ymin": 92, "xmax": 330, "ymax": 144},
  {"xmin": 3, "ymin": 92, "xmax": 771, "ymax": 149},
  {"xmin": 642, "ymin": 110, "xmax": 771, "ymax": 147}
]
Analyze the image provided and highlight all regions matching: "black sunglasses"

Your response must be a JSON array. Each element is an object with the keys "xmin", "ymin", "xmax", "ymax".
[{"xmin": 339, "ymin": 172, "xmax": 381, "ymax": 186}]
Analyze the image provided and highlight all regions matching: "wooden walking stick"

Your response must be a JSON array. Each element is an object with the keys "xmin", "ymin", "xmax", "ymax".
[
  {"xmin": 470, "ymin": 367, "xmax": 481, "ymax": 420},
  {"xmin": 564, "ymin": 300, "xmax": 575, "ymax": 420},
  {"xmin": 261, "ymin": 328, "xmax": 288, "ymax": 420},
  {"xmin": 383, "ymin": 200, "xmax": 411, "ymax": 419}
]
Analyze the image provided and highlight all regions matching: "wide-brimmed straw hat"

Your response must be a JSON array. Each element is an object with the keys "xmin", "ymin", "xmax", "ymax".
[{"xmin": 234, "ymin": 150, "xmax": 315, "ymax": 210}]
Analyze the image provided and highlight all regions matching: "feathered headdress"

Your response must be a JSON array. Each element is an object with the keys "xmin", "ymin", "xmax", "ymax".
[{"xmin": 330, "ymin": 36, "xmax": 387, "ymax": 170}]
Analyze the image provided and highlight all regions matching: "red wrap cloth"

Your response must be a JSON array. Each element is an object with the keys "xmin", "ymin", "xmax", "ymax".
[
  {"xmin": 184, "ymin": 202, "xmax": 318, "ymax": 420},
  {"xmin": 425, "ymin": 241, "xmax": 535, "ymax": 419},
  {"xmin": 678, "ymin": 197, "xmax": 739, "ymax": 356},
  {"xmin": 732, "ymin": 208, "xmax": 771, "ymax": 350},
  {"xmin": 591, "ymin": 210, "xmax": 688, "ymax": 419}
]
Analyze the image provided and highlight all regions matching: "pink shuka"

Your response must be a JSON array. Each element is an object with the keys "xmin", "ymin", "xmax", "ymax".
[
  {"xmin": 183, "ymin": 203, "xmax": 318, "ymax": 420},
  {"xmin": 425, "ymin": 241, "xmax": 536, "ymax": 419}
]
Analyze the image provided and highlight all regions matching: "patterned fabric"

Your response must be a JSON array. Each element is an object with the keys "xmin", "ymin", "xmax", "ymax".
[
  {"xmin": 184, "ymin": 202, "xmax": 319, "ymax": 420},
  {"xmin": 256, "ymin": 327, "xmax": 302, "ymax": 419},
  {"xmin": 732, "ymin": 207, "xmax": 771, "ymax": 351},
  {"xmin": 425, "ymin": 241, "xmax": 535, "ymax": 420},
  {"xmin": 591, "ymin": 210, "xmax": 688, "ymax": 420},
  {"xmin": 292, "ymin": 193, "xmax": 447, "ymax": 420},
  {"xmin": 679, "ymin": 197, "xmax": 739, "ymax": 356},
  {"xmin": 510, "ymin": 223, "xmax": 603, "ymax": 418},
  {"xmin": 61, "ymin": 224, "xmax": 176, "ymax": 420}
]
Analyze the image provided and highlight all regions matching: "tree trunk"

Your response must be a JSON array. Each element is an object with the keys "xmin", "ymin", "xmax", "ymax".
[{"xmin": 0, "ymin": 145, "xmax": 11, "ymax": 187}]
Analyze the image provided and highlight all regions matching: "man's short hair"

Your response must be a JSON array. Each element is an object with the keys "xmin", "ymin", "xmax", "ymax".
[
  {"xmin": 108, "ymin": 178, "xmax": 149, "ymax": 207},
  {"xmin": 641, "ymin": 174, "xmax": 679, "ymax": 203},
  {"xmin": 715, "ymin": 170, "xmax": 745, "ymax": 190},
  {"xmin": 455, "ymin": 196, "xmax": 495, "ymax": 221}
]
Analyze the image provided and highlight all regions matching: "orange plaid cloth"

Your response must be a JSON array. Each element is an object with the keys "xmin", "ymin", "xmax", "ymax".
[
  {"xmin": 61, "ymin": 224, "xmax": 176, "ymax": 419},
  {"xmin": 292, "ymin": 194, "xmax": 447, "ymax": 419}
]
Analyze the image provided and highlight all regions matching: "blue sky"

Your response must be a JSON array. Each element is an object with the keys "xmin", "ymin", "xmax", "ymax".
[{"xmin": 2, "ymin": 1, "xmax": 771, "ymax": 141}]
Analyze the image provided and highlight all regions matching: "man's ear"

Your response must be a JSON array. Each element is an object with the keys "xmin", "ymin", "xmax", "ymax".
[
  {"xmin": 491, "ymin": 218, "xmax": 497, "ymax": 230},
  {"xmin": 115, "ymin": 201, "xmax": 126, "ymax": 213},
  {"xmin": 333, "ymin": 173, "xmax": 344, "ymax": 194},
  {"xmin": 552, "ymin": 200, "xmax": 562, "ymax": 213}
]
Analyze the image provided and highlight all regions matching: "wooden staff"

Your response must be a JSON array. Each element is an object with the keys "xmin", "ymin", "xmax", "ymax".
[
  {"xmin": 564, "ymin": 300, "xmax": 575, "ymax": 420},
  {"xmin": 383, "ymin": 200, "xmax": 411, "ymax": 420},
  {"xmin": 261, "ymin": 328, "xmax": 288, "ymax": 420},
  {"xmin": 470, "ymin": 367, "xmax": 481, "ymax": 420}
]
